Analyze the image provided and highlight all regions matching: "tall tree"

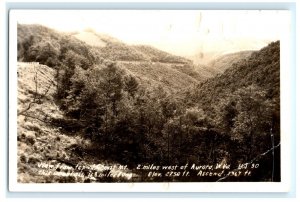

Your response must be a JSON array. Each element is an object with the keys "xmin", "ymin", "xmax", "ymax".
[{"xmin": 230, "ymin": 85, "xmax": 274, "ymax": 160}]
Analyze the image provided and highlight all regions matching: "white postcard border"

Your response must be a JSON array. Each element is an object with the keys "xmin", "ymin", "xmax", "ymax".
[{"xmin": 9, "ymin": 9, "xmax": 292, "ymax": 192}]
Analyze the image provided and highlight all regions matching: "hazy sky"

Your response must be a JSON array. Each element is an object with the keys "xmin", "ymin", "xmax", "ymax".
[{"xmin": 15, "ymin": 10, "xmax": 290, "ymax": 56}]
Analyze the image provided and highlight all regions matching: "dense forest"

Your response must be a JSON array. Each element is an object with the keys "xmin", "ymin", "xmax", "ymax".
[{"xmin": 17, "ymin": 24, "xmax": 280, "ymax": 182}]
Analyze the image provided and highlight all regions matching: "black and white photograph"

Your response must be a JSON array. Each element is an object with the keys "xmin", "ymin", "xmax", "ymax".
[{"xmin": 9, "ymin": 9, "xmax": 291, "ymax": 190}]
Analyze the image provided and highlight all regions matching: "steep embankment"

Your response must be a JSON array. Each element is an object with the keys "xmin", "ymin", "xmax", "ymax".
[
  {"xmin": 17, "ymin": 62, "xmax": 74, "ymax": 182},
  {"xmin": 17, "ymin": 62, "xmax": 132, "ymax": 182}
]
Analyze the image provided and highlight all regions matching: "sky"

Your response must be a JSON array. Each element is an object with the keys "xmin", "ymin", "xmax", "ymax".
[{"xmin": 15, "ymin": 10, "xmax": 290, "ymax": 56}]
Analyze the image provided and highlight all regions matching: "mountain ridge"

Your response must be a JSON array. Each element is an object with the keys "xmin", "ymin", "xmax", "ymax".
[{"xmin": 17, "ymin": 24, "xmax": 207, "ymax": 91}]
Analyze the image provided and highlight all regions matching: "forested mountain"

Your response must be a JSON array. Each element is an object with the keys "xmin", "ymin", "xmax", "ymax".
[
  {"xmin": 72, "ymin": 30, "xmax": 204, "ymax": 81},
  {"xmin": 207, "ymin": 51, "xmax": 254, "ymax": 74},
  {"xmin": 16, "ymin": 24, "xmax": 280, "ymax": 183},
  {"xmin": 183, "ymin": 41, "xmax": 281, "ymax": 182},
  {"xmin": 17, "ymin": 24, "xmax": 98, "ymax": 70},
  {"xmin": 72, "ymin": 29, "xmax": 192, "ymax": 64},
  {"xmin": 189, "ymin": 41, "xmax": 280, "ymax": 109},
  {"xmin": 17, "ymin": 24, "xmax": 204, "ymax": 90}
]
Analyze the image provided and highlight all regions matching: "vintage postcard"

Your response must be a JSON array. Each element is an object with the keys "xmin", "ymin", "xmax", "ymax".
[{"xmin": 9, "ymin": 10, "xmax": 291, "ymax": 192}]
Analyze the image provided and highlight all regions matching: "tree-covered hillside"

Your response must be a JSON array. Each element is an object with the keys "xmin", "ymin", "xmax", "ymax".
[
  {"xmin": 208, "ymin": 51, "xmax": 254, "ymax": 74},
  {"xmin": 183, "ymin": 41, "xmax": 281, "ymax": 181},
  {"xmin": 190, "ymin": 41, "xmax": 280, "ymax": 109},
  {"xmin": 16, "ymin": 24, "xmax": 280, "ymax": 183}
]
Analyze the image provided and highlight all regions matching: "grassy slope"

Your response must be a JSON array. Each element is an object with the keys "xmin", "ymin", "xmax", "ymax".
[{"xmin": 73, "ymin": 31, "xmax": 107, "ymax": 47}]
